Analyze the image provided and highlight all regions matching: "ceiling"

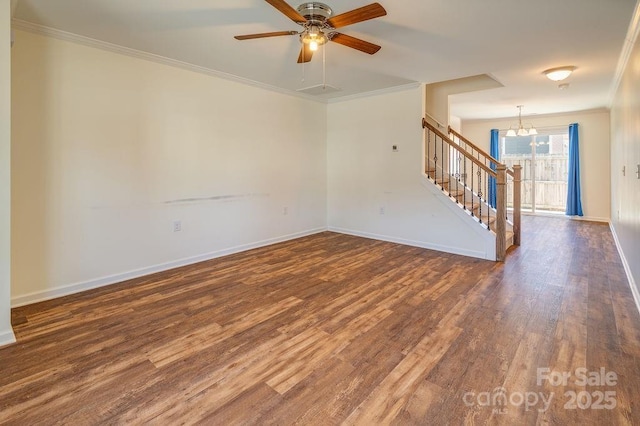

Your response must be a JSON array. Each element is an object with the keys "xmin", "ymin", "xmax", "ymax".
[{"xmin": 11, "ymin": 0, "xmax": 638, "ymax": 120}]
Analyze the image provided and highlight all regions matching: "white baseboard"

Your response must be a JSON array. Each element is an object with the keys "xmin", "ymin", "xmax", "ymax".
[
  {"xmin": 521, "ymin": 211, "xmax": 610, "ymax": 223},
  {"xmin": 11, "ymin": 227, "xmax": 327, "ymax": 308},
  {"xmin": 570, "ymin": 215, "xmax": 610, "ymax": 223},
  {"xmin": 328, "ymin": 227, "xmax": 491, "ymax": 261},
  {"xmin": 610, "ymin": 223, "xmax": 640, "ymax": 316},
  {"xmin": 0, "ymin": 329, "xmax": 16, "ymax": 347}
]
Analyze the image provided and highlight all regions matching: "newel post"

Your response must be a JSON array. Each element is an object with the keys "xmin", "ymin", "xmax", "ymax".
[
  {"xmin": 512, "ymin": 165, "xmax": 522, "ymax": 246},
  {"xmin": 496, "ymin": 164, "xmax": 507, "ymax": 261}
]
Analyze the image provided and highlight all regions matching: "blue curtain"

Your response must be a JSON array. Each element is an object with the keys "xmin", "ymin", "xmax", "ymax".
[
  {"xmin": 488, "ymin": 129, "xmax": 499, "ymax": 208},
  {"xmin": 566, "ymin": 123, "xmax": 584, "ymax": 216}
]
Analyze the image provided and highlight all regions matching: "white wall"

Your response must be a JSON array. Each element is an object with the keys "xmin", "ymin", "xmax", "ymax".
[
  {"xmin": 611, "ymin": 26, "xmax": 640, "ymax": 308},
  {"xmin": 11, "ymin": 30, "xmax": 327, "ymax": 305},
  {"xmin": 327, "ymin": 87, "xmax": 494, "ymax": 260},
  {"xmin": 0, "ymin": 0, "xmax": 15, "ymax": 345},
  {"xmin": 462, "ymin": 109, "xmax": 611, "ymax": 221}
]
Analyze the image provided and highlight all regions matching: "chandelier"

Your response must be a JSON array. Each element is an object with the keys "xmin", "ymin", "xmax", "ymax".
[{"xmin": 506, "ymin": 105, "xmax": 537, "ymax": 137}]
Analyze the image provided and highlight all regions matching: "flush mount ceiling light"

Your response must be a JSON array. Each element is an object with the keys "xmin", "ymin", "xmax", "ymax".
[
  {"xmin": 543, "ymin": 66, "xmax": 576, "ymax": 82},
  {"xmin": 506, "ymin": 105, "xmax": 537, "ymax": 137}
]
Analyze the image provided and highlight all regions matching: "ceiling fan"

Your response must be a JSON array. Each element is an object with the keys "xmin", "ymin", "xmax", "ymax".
[{"xmin": 234, "ymin": 0, "xmax": 387, "ymax": 63}]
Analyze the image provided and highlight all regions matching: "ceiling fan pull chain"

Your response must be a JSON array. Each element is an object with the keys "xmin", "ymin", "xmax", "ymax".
[{"xmin": 322, "ymin": 42, "xmax": 326, "ymax": 88}]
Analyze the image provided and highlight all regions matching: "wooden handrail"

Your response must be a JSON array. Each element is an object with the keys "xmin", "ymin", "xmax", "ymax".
[
  {"xmin": 422, "ymin": 118, "xmax": 522, "ymax": 260},
  {"xmin": 448, "ymin": 126, "xmax": 518, "ymax": 181},
  {"xmin": 448, "ymin": 126, "xmax": 501, "ymax": 167},
  {"xmin": 423, "ymin": 119, "xmax": 496, "ymax": 177}
]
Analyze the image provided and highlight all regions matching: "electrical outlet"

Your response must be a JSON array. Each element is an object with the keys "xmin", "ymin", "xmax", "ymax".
[
  {"xmin": 379, "ymin": 207, "xmax": 385, "ymax": 215},
  {"xmin": 172, "ymin": 220, "xmax": 182, "ymax": 232},
  {"xmin": 283, "ymin": 206, "xmax": 288, "ymax": 215}
]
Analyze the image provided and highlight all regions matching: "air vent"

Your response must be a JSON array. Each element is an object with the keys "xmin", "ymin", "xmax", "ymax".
[{"xmin": 296, "ymin": 84, "xmax": 342, "ymax": 96}]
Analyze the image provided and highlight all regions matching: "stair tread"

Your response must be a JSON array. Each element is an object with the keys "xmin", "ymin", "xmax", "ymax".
[{"xmin": 463, "ymin": 202, "xmax": 480, "ymax": 211}]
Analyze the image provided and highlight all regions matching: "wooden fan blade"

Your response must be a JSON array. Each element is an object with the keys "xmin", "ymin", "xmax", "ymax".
[
  {"xmin": 327, "ymin": 3, "xmax": 387, "ymax": 29},
  {"xmin": 235, "ymin": 31, "xmax": 297, "ymax": 40},
  {"xmin": 265, "ymin": 0, "xmax": 307, "ymax": 24},
  {"xmin": 297, "ymin": 44, "xmax": 314, "ymax": 63},
  {"xmin": 330, "ymin": 33, "xmax": 381, "ymax": 55}
]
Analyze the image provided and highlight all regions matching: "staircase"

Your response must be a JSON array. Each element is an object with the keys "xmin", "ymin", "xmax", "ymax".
[{"xmin": 421, "ymin": 116, "xmax": 522, "ymax": 261}]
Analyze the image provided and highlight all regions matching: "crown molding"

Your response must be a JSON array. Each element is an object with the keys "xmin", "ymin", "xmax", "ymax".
[
  {"xmin": 609, "ymin": 0, "xmax": 640, "ymax": 107},
  {"xmin": 10, "ymin": 19, "xmax": 421, "ymax": 105},
  {"xmin": 327, "ymin": 82, "xmax": 421, "ymax": 104},
  {"xmin": 462, "ymin": 107, "xmax": 611, "ymax": 125},
  {"xmin": 11, "ymin": 19, "xmax": 327, "ymax": 104}
]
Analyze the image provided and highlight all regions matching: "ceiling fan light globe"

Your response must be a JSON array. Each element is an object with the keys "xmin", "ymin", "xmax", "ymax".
[
  {"xmin": 301, "ymin": 28, "xmax": 327, "ymax": 47},
  {"xmin": 309, "ymin": 40, "xmax": 319, "ymax": 51}
]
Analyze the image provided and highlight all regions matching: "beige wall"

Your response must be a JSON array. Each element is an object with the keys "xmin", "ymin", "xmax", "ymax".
[
  {"xmin": 8, "ymin": 19, "xmax": 635, "ymax": 315},
  {"xmin": 11, "ymin": 30, "xmax": 327, "ymax": 305},
  {"xmin": 327, "ymin": 87, "xmax": 496, "ymax": 260},
  {"xmin": 462, "ymin": 109, "xmax": 611, "ymax": 221},
  {"xmin": 0, "ymin": 0, "xmax": 15, "ymax": 345},
  {"xmin": 611, "ymin": 28, "xmax": 640, "ymax": 303},
  {"xmin": 425, "ymin": 75, "xmax": 502, "ymax": 127}
]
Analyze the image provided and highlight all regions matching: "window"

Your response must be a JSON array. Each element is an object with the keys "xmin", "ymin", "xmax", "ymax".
[{"xmin": 501, "ymin": 128, "xmax": 569, "ymax": 213}]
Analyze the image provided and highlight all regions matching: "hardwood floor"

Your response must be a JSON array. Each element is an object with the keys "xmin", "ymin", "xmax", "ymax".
[{"xmin": 1, "ymin": 216, "xmax": 639, "ymax": 425}]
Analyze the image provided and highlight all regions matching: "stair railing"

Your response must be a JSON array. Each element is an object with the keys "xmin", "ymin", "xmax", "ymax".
[
  {"xmin": 448, "ymin": 127, "xmax": 499, "ymax": 171},
  {"xmin": 448, "ymin": 126, "xmax": 521, "ymax": 247},
  {"xmin": 422, "ymin": 117, "xmax": 521, "ymax": 261}
]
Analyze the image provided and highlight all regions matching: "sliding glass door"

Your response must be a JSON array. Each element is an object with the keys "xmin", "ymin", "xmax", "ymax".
[{"xmin": 502, "ymin": 129, "xmax": 569, "ymax": 213}]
